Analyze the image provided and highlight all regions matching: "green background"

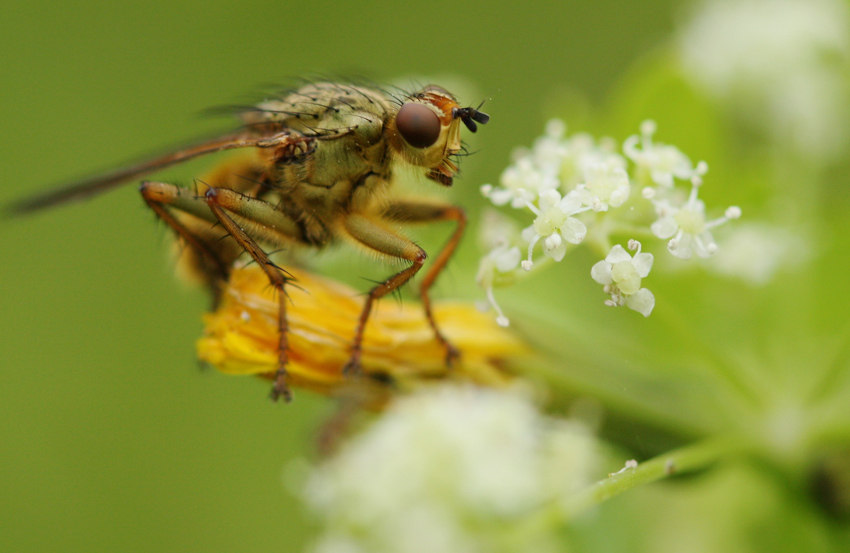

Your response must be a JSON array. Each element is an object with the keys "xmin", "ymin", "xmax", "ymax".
[{"xmin": 0, "ymin": 1, "xmax": 682, "ymax": 552}]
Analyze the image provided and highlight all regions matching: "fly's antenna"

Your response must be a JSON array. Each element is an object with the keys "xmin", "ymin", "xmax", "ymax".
[{"xmin": 451, "ymin": 100, "xmax": 490, "ymax": 133}]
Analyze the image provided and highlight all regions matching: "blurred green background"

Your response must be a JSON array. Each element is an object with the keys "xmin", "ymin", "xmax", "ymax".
[{"xmin": 0, "ymin": 1, "xmax": 681, "ymax": 552}]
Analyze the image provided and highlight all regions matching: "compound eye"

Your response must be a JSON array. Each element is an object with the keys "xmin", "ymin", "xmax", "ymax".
[{"xmin": 396, "ymin": 103, "xmax": 441, "ymax": 148}]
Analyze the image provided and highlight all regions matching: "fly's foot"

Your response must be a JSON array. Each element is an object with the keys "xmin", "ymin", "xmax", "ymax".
[
  {"xmin": 269, "ymin": 367, "xmax": 293, "ymax": 402},
  {"xmin": 342, "ymin": 352, "xmax": 364, "ymax": 377},
  {"xmin": 444, "ymin": 342, "xmax": 461, "ymax": 368}
]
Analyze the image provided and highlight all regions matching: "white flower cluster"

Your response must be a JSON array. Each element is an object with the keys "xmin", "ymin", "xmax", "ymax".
[
  {"xmin": 477, "ymin": 120, "xmax": 740, "ymax": 322},
  {"xmin": 302, "ymin": 385, "xmax": 596, "ymax": 553}
]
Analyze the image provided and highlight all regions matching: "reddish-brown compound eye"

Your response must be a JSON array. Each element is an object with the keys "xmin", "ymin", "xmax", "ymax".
[{"xmin": 396, "ymin": 103, "xmax": 441, "ymax": 148}]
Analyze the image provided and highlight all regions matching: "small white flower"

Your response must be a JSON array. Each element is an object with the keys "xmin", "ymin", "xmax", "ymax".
[
  {"xmin": 476, "ymin": 244, "xmax": 521, "ymax": 328},
  {"xmin": 482, "ymin": 122, "xmax": 567, "ymax": 208},
  {"xmin": 591, "ymin": 241, "xmax": 655, "ymax": 317},
  {"xmin": 482, "ymin": 120, "xmax": 629, "ymax": 210},
  {"xmin": 650, "ymin": 177, "xmax": 742, "ymax": 259},
  {"xmin": 557, "ymin": 133, "xmax": 626, "ymax": 193},
  {"xmin": 522, "ymin": 189, "xmax": 589, "ymax": 269},
  {"xmin": 476, "ymin": 244, "xmax": 522, "ymax": 288},
  {"xmin": 476, "ymin": 210, "xmax": 524, "ymax": 327},
  {"xmin": 477, "ymin": 208, "xmax": 522, "ymax": 253},
  {"xmin": 481, "ymin": 153, "xmax": 558, "ymax": 208},
  {"xmin": 575, "ymin": 161, "xmax": 631, "ymax": 211},
  {"xmin": 532, "ymin": 118, "xmax": 570, "ymax": 167},
  {"xmin": 624, "ymin": 120, "xmax": 700, "ymax": 187}
]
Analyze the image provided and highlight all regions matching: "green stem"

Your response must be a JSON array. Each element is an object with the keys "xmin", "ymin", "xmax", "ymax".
[
  {"xmin": 564, "ymin": 437, "xmax": 735, "ymax": 517},
  {"xmin": 505, "ymin": 438, "xmax": 737, "ymax": 544}
]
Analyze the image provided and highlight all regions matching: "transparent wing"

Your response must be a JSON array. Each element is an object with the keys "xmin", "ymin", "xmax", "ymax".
[{"xmin": 7, "ymin": 131, "xmax": 296, "ymax": 215}]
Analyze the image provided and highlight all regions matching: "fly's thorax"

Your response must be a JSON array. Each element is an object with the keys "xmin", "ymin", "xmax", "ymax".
[
  {"xmin": 243, "ymin": 83, "xmax": 394, "ymax": 136},
  {"xmin": 247, "ymin": 83, "xmax": 394, "ymax": 189},
  {"xmin": 301, "ymin": 124, "xmax": 386, "ymax": 189}
]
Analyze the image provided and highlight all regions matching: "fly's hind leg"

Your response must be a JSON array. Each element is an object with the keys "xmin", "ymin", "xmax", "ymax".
[
  {"xmin": 202, "ymin": 187, "xmax": 304, "ymax": 402},
  {"xmin": 140, "ymin": 181, "xmax": 234, "ymax": 296},
  {"xmin": 141, "ymin": 181, "xmax": 303, "ymax": 401},
  {"xmin": 382, "ymin": 201, "xmax": 466, "ymax": 366}
]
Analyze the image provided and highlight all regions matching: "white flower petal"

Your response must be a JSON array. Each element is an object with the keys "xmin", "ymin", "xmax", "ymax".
[
  {"xmin": 559, "ymin": 189, "xmax": 584, "ymax": 213},
  {"xmin": 545, "ymin": 237, "xmax": 568, "ymax": 262},
  {"xmin": 669, "ymin": 233, "xmax": 694, "ymax": 259},
  {"xmin": 590, "ymin": 261, "xmax": 613, "ymax": 285},
  {"xmin": 545, "ymin": 118, "xmax": 566, "ymax": 139},
  {"xmin": 510, "ymin": 193, "xmax": 533, "ymax": 209},
  {"xmin": 651, "ymin": 216, "xmax": 678, "ymax": 239},
  {"xmin": 632, "ymin": 252, "xmax": 654, "ymax": 278},
  {"xmin": 487, "ymin": 188, "xmax": 515, "ymax": 206},
  {"xmin": 538, "ymin": 189, "xmax": 562, "ymax": 212},
  {"xmin": 560, "ymin": 218, "xmax": 587, "ymax": 244},
  {"xmin": 608, "ymin": 184, "xmax": 630, "ymax": 207},
  {"xmin": 494, "ymin": 247, "xmax": 521, "ymax": 272},
  {"xmin": 625, "ymin": 288, "xmax": 655, "ymax": 317},
  {"xmin": 605, "ymin": 244, "xmax": 632, "ymax": 264},
  {"xmin": 650, "ymin": 169, "xmax": 675, "ymax": 188}
]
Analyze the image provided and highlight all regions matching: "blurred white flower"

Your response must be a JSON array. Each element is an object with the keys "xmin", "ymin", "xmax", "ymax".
[
  {"xmin": 476, "ymin": 243, "xmax": 521, "ymax": 328},
  {"xmin": 623, "ymin": 120, "xmax": 701, "ymax": 188},
  {"xmin": 707, "ymin": 222, "xmax": 810, "ymax": 284},
  {"xmin": 575, "ymin": 161, "xmax": 631, "ymax": 212},
  {"xmin": 476, "ymin": 210, "xmax": 525, "ymax": 327},
  {"xmin": 650, "ymin": 176, "xmax": 741, "ymax": 259},
  {"xmin": 481, "ymin": 121, "xmax": 566, "ymax": 208},
  {"xmin": 534, "ymin": 118, "xmax": 571, "ymax": 168},
  {"xmin": 481, "ymin": 119, "xmax": 626, "ymax": 210},
  {"xmin": 558, "ymin": 133, "xmax": 626, "ymax": 194},
  {"xmin": 482, "ymin": 154, "xmax": 558, "ymax": 209},
  {"xmin": 591, "ymin": 241, "xmax": 656, "ymax": 317},
  {"xmin": 303, "ymin": 385, "xmax": 597, "ymax": 553},
  {"xmin": 478, "ymin": 208, "xmax": 522, "ymax": 253},
  {"xmin": 678, "ymin": 0, "xmax": 850, "ymax": 162},
  {"xmin": 521, "ymin": 189, "xmax": 589, "ymax": 269}
]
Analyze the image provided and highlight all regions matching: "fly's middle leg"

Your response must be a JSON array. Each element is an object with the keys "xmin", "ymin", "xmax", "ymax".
[
  {"xmin": 341, "ymin": 213, "xmax": 428, "ymax": 376},
  {"xmin": 382, "ymin": 201, "xmax": 467, "ymax": 366}
]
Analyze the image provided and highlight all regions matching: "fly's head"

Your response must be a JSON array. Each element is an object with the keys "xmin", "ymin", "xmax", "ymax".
[{"xmin": 387, "ymin": 85, "xmax": 489, "ymax": 186}]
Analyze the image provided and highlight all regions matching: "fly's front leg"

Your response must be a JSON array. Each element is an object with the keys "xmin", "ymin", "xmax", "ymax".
[
  {"xmin": 203, "ymin": 187, "xmax": 303, "ymax": 402},
  {"xmin": 382, "ymin": 201, "xmax": 466, "ymax": 366},
  {"xmin": 341, "ymin": 214, "xmax": 427, "ymax": 376}
]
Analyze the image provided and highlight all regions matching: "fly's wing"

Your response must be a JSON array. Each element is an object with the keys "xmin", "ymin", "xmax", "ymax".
[{"xmin": 6, "ymin": 131, "xmax": 297, "ymax": 215}]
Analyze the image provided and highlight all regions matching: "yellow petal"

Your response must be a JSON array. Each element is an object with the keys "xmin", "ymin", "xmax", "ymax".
[{"xmin": 197, "ymin": 265, "xmax": 528, "ymax": 397}]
